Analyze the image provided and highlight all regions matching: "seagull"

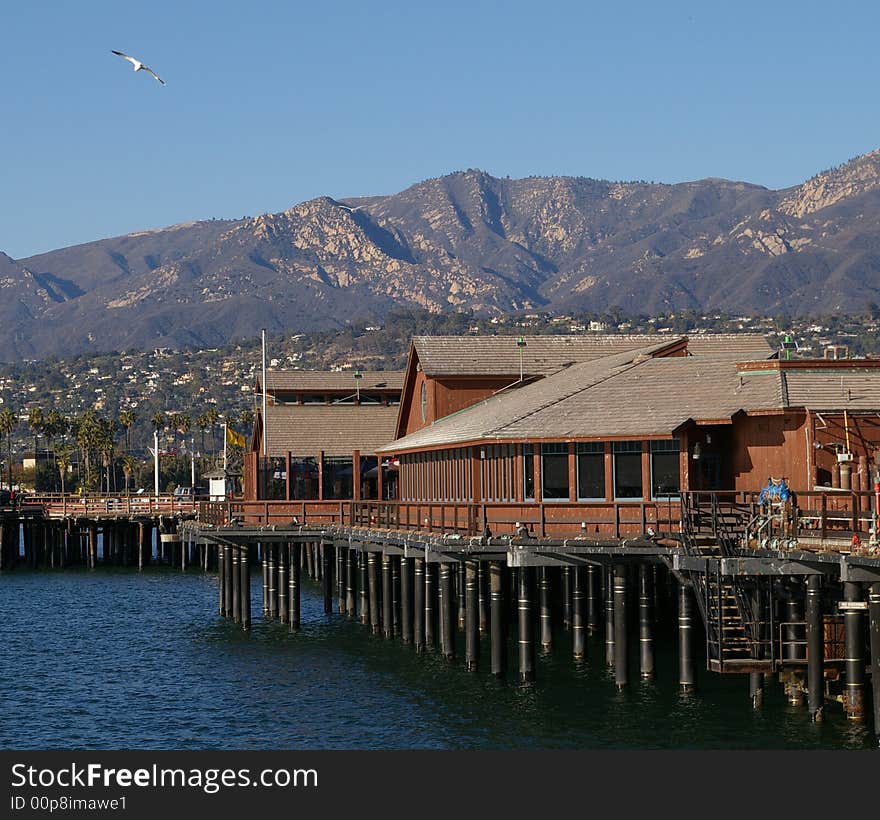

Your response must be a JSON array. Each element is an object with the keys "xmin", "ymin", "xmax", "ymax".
[{"xmin": 111, "ymin": 50, "xmax": 166, "ymax": 85}]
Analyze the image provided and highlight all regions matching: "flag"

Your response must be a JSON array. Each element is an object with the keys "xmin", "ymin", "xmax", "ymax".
[{"xmin": 226, "ymin": 427, "xmax": 246, "ymax": 448}]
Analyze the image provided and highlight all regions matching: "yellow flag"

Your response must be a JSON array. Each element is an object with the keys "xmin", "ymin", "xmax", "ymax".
[{"xmin": 226, "ymin": 426, "xmax": 246, "ymax": 448}]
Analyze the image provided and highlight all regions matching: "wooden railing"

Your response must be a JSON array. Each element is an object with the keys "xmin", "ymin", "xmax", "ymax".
[
  {"xmin": 21, "ymin": 493, "xmax": 198, "ymax": 518},
  {"xmin": 198, "ymin": 498, "xmax": 682, "ymax": 538}
]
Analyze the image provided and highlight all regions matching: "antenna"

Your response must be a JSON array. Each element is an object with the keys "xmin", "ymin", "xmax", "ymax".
[
  {"xmin": 354, "ymin": 369, "xmax": 362, "ymax": 403},
  {"xmin": 517, "ymin": 336, "xmax": 526, "ymax": 382},
  {"xmin": 261, "ymin": 328, "xmax": 268, "ymax": 458}
]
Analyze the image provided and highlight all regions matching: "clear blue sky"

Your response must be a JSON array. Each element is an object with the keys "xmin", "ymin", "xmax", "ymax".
[{"xmin": 2, "ymin": 0, "xmax": 879, "ymax": 259}]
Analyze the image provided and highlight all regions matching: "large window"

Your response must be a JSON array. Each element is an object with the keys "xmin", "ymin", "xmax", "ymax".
[
  {"xmin": 613, "ymin": 441, "xmax": 643, "ymax": 499},
  {"xmin": 523, "ymin": 444, "xmax": 534, "ymax": 501},
  {"xmin": 541, "ymin": 443, "xmax": 569, "ymax": 501},
  {"xmin": 577, "ymin": 442, "xmax": 605, "ymax": 500},
  {"xmin": 420, "ymin": 382, "xmax": 427, "ymax": 422},
  {"xmin": 650, "ymin": 439, "xmax": 680, "ymax": 498},
  {"xmin": 323, "ymin": 457, "xmax": 353, "ymax": 499}
]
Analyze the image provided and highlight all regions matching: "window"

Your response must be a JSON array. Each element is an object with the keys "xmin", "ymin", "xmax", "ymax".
[
  {"xmin": 577, "ymin": 442, "xmax": 605, "ymax": 500},
  {"xmin": 523, "ymin": 444, "xmax": 534, "ymax": 500},
  {"xmin": 420, "ymin": 382, "xmax": 427, "ymax": 422},
  {"xmin": 650, "ymin": 439, "xmax": 680, "ymax": 498},
  {"xmin": 541, "ymin": 443, "xmax": 569, "ymax": 501},
  {"xmin": 613, "ymin": 441, "xmax": 643, "ymax": 499}
]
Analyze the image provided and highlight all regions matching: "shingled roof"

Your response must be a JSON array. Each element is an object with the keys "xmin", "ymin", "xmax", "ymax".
[
  {"xmin": 382, "ymin": 349, "xmax": 880, "ymax": 453},
  {"xmin": 264, "ymin": 405, "xmax": 399, "ymax": 457},
  {"xmin": 411, "ymin": 333, "xmax": 772, "ymax": 377},
  {"xmin": 264, "ymin": 370, "xmax": 404, "ymax": 393}
]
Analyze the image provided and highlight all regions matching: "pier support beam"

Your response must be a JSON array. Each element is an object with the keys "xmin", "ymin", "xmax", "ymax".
[
  {"xmin": 457, "ymin": 562, "xmax": 466, "ymax": 632},
  {"xmin": 465, "ymin": 560, "xmax": 479, "ymax": 671},
  {"xmin": 439, "ymin": 563, "xmax": 455, "ymax": 660},
  {"xmin": 414, "ymin": 557, "xmax": 425, "ymax": 651},
  {"xmin": 322, "ymin": 544, "xmax": 333, "ymax": 615},
  {"xmin": 359, "ymin": 551, "xmax": 369, "ymax": 627},
  {"xmin": 613, "ymin": 564, "xmax": 628, "ymax": 689},
  {"xmin": 241, "ymin": 545, "xmax": 251, "ymax": 630},
  {"xmin": 382, "ymin": 554, "xmax": 393, "ymax": 639},
  {"xmin": 367, "ymin": 551, "xmax": 380, "ymax": 632},
  {"xmin": 425, "ymin": 563, "xmax": 437, "ymax": 650},
  {"xmin": 844, "ymin": 581, "xmax": 866, "ymax": 720},
  {"xmin": 806, "ymin": 574, "xmax": 824, "ymax": 721},
  {"xmin": 518, "ymin": 567, "xmax": 535, "ymax": 683},
  {"xmin": 224, "ymin": 545, "xmax": 233, "ymax": 620},
  {"xmin": 586, "ymin": 564, "xmax": 598, "ymax": 634},
  {"xmin": 605, "ymin": 566, "xmax": 615, "ymax": 667},
  {"xmin": 638, "ymin": 564, "xmax": 654, "ymax": 681},
  {"xmin": 336, "ymin": 546, "xmax": 346, "ymax": 615},
  {"xmin": 869, "ymin": 582, "xmax": 880, "ymax": 743},
  {"xmin": 262, "ymin": 544, "xmax": 269, "ymax": 614},
  {"xmin": 490, "ymin": 561, "xmax": 507, "ymax": 678},
  {"xmin": 678, "ymin": 582, "xmax": 696, "ymax": 693},
  {"xmin": 571, "ymin": 566, "xmax": 586, "ymax": 660},
  {"xmin": 562, "ymin": 567, "xmax": 571, "ymax": 632},
  {"xmin": 539, "ymin": 566, "xmax": 553, "ymax": 652},
  {"xmin": 289, "ymin": 543, "xmax": 301, "ymax": 631},
  {"xmin": 218, "ymin": 542, "xmax": 225, "ymax": 616},
  {"xmin": 232, "ymin": 545, "xmax": 241, "ymax": 624},
  {"xmin": 345, "ymin": 548, "xmax": 356, "ymax": 617},
  {"xmin": 400, "ymin": 557, "xmax": 413, "ymax": 645},
  {"xmin": 278, "ymin": 544, "xmax": 289, "ymax": 625}
]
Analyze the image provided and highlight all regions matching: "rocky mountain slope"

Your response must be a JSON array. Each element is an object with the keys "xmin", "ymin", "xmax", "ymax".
[{"xmin": 3, "ymin": 150, "xmax": 880, "ymax": 359}]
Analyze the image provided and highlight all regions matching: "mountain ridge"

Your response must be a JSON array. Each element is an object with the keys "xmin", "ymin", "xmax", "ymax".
[{"xmin": 3, "ymin": 151, "xmax": 880, "ymax": 360}]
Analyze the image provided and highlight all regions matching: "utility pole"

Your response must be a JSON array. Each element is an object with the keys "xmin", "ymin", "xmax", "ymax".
[{"xmin": 261, "ymin": 329, "xmax": 268, "ymax": 458}]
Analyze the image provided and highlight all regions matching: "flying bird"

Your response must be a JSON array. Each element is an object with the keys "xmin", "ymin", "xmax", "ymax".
[{"xmin": 111, "ymin": 50, "xmax": 166, "ymax": 85}]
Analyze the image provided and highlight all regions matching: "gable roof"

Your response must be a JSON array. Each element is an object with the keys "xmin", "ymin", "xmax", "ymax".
[
  {"xmin": 263, "ymin": 404, "xmax": 399, "ymax": 457},
  {"xmin": 411, "ymin": 333, "xmax": 772, "ymax": 377},
  {"xmin": 263, "ymin": 370, "xmax": 404, "ymax": 393}
]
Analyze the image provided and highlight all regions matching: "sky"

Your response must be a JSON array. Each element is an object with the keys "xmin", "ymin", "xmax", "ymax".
[{"xmin": 2, "ymin": 0, "xmax": 880, "ymax": 259}]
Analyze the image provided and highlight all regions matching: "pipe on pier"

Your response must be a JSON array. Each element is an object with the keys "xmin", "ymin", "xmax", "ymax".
[
  {"xmin": 359, "ymin": 551, "xmax": 369, "ymax": 626},
  {"xmin": 605, "ymin": 565, "xmax": 615, "ymax": 667},
  {"xmin": 517, "ymin": 567, "xmax": 535, "ymax": 683},
  {"xmin": 268, "ymin": 544, "xmax": 278, "ymax": 619},
  {"xmin": 478, "ymin": 562, "xmax": 488, "ymax": 635},
  {"xmin": 490, "ymin": 561, "xmax": 507, "ymax": 678},
  {"xmin": 322, "ymin": 543, "xmax": 333, "ymax": 615},
  {"xmin": 218, "ymin": 542, "xmax": 225, "ymax": 617},
  {"xmin": 539, "ymin": 566, "xmax": 553, "ymax": 652},
  {"xmin": 400, "ymin": 557, "xmax": 413, "ymax": 645},
  {"xmin": 638, "ymin": 563, "xmax": 654, "ymax": 681},
  {"xmin": 224, "ymin": 544, "xmax": 234, "ymax": 620},
  {"xmin": 367, "ymin": 551, "xmax": 380, "ymax": 632},
  {"xmin": 457, "ymin": 561, "xmax": 466, "ymax": 632},
  {"xmin": 465, "ymin": 560, "xmax": 479, "ymax": 671},
  {"xmin": 289, "ymin": 543, "xmax": 301, "ymax": 631},
  {"xmin": 844, "ymin": 581, "xmax": 866, "ymax": 720},
  {"xmin": 678, "ymin": 582, "xmax": 695, "ymax": 693},
  {"xmin": 382, "ymin": 554, "xmax": 393, "ymax": 639},
  {"xmin": 241, "ymin": 545, "xmax": 251, "ymax": 630},
  {"xmin": 869, "ymin": 582, "xmax": 880, "ymax": 743},
  {"xmin": 571, "ymin": 566, "xmax": 586, "ymax": 660},
  {"xmin": 262, "ymin": 543, "xmax": 269, "ymax": 615},
  {"xmin": 345, "ymin": 547, "xmax": 356, "ymax": 617},
  {"xmin": 414, "ymin": 557, "xmax": 425, "ymax": 651},
  {"xmin": 806, "ymin": 574, "xmax": 824, "ymax": 721},
  {"xmin": 440, "ymin": 563, "xmax": 455, "ymax": 660},
  {"xmin": 586, "ymin": 564, "xmax": 598, "ymax": 634},
  {"xmin": 336, "ymin": 546, "xmax": 346, "ymax": 615},
  {"xmin": 562, "ymin": 567, "xmax": 571, "ymax": 632},
  {"xmin": 425, "ymin": 563, "xmax": 437, "ymax": 650},
  {"xmin": 232, "ymin": 545, "xmax": 241, "ymax": 625},
  {"xmin": 613, "ymin": 564, "xmax": 628, "ymax": 689},
  {"xmin": 278, "ymin": 543, "xmax": 289, "ymax": 624}
]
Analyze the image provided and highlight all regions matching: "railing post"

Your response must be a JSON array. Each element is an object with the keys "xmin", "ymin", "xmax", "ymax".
[{"xmin": 820, "ymin": 494, "xmax": 827, "ymax": 539}]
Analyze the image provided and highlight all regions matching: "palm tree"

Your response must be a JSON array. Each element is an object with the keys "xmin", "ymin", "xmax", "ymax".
[
  {"xmin": 205, "ymin": 407, "xmax": 220, "ymax": 455},
  {"xmin": 196, "ymin": 412, "xmax": 209, "ymax": 454},
  {"xmin": 238, "ymin": 409, "xmax": 255, "ymax": 441},
  {"xmin": 0, "ymin": 407, "xmax": 16, "ymax": 492},
  {"xmin": 151, "ymin": 411, "xmax": 166, "ymax": 434},
  {"xmin": 121, "ymin": 454, "xmax": 137, "ymax": 496},
  {"xmin": 56, "ymin": 444, "xmax": 75, "ymax": 496},
  {"xmin": 73, "ymin": 409, "xmax": 104, "ymax": 491},
  {"xmin": 97, "ymin": 421, "xmax": 116, "ymax": 493},
  {"xmin": 119, "ymin": 410, "xmax": 136, "ymax": 453},
  {"xmin": 43, "ymin": 411, "xmax": 69, "ymax": 490},
  {"xmin": 28, "ymin": 406, "xmax": 44, "ymax": 459}
]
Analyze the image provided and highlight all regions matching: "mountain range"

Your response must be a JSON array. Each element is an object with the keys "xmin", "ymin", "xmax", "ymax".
[{"xmin": 3, "ymin": 149, "xmax": 880, "ymax": 360}]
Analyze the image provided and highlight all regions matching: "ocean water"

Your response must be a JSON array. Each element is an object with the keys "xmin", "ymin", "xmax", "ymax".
[{"xmin": 0, "ymin": 566, "xmax": 874, "ymax": 750}]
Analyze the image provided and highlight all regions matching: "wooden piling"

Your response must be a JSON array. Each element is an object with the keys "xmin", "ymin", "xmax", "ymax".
[
  {"xmin": 517, "ymin": 567, "xmax": 535, "ymax": 683},
  {"xmin": 289, "ymin": 543, "xmax": 301, "ymax": 631},
  {"xmin": 278, "ymin": 543, "xmax": 289, "ymax": 624},
  {"xmin": 678, "ymin": 582, "xmax": 695, "ymax": 693},
  {"xmin": 613, "ymin": 564, "xmax": 628, "ymax": 689},
  {"xmin": 440, "ymin": 563, "xmax": 455, "ymax": 660},
  {"xmin": 367, "ymin": 551, "xmax": 380, "ymax": 632},
  {"xmin": 490, "ymin": 561, "xmax": 507, "ymax": 678},
  {"xmin": 806, "ymin": 574, "xmax": 824, "ymax": 720},
  {"xmin": 382, "ymin": 554, "xmax": 393, "ymax": 639},
  {"xmin": 465, "ymin": 560, "xmax": 479, "ymax": 671},
  {"xmin": 241, "ymin": 545, "xmax": 251, "ymax": 630},
  {"xmin": 414, "ymin": 557, "xmax": 425, "ymax": 651},
  {"xmin": 572, "ymin": 566, "xmax": 586, "ymax": 659},
  {"xmin": 322, "ymin": 543, "xmax": 333, "ymax": 614},
  {"xmin": 400, "ymin": 556, "xmax": 413, "ymax": 645},
  {"xmin": 869, "ymin": 582, "xmax": 880, "ymax": 742},
  {"xmin": 638, "ymin": 563, "xmax": 654, "ymax": 681},
  {"xmin": 605, "ymin": 565, "xmax": 615, "ymax": 667},
  {"xmin": 844, "ymin": 581, "xmax": 866, "ymax": 719},
  {"xmin": 539, "ymin": 566, "xmax": 552, "ymax": 652}
]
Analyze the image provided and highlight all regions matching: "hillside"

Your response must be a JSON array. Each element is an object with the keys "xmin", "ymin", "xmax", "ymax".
[{"xmin": 3, "ymin": 150, "xmax": 880, "ymax": 359}]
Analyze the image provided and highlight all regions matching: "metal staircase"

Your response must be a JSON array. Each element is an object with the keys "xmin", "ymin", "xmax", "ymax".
[{"xmin": 680, "ymin": 493, "xmax": 774, "ymax": 673}]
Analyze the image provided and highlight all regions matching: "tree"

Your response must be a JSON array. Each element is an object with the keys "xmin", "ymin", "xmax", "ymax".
[
  {"xmin": 0, "ymin": 407, "xmax": 16, "ymax": 492},
  {"xmin": 205, "ymin": 407, "xmax": 220, "ymax": 455},
  {"xmin": 56, "ymin": 444, "xmax": 75, "ymax": 496},
  {"xmin": 121, "ymin": 454, "xmax": 137, "ymax": 496},
  {"xmin": 28, "ymin": 406, "xmax": 44, "ymax": 458},
  {"xmin": 119, "ymin": 410, "xmax": 136, "ymax": 453}
]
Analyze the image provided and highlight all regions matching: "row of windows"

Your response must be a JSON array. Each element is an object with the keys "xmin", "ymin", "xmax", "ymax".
[{"xmin": 400, "ymin": 440, "xmax": 680, "ymax": 503}]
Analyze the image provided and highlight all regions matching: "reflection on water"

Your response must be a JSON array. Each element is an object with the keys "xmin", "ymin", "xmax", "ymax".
[{"xmin": 0, "ymin": 568, "xmax": 873, "ymax": 750}]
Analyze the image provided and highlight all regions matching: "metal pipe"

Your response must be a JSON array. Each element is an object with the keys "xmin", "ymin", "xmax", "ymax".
[
  {"xmin": 289, "ymin": 543, "xmax": 301, "ymax": 631},
  {"xmin": 844, "ymin": 581, "xmax": 866, "ymax": 720},
  {"xmin": 586, "ymin": 564, "xmax": 598, "ymax": 634},
  {"xmin": 465, "ymin": 560, "xmax": 479, "ymax": 671},
  {"xmin": 605, "ymin": 565, "xmax": 615, "ymax": 667},
  {"xmin": 322, "ymin": 543, "xmax": 332, "ymax": 615},
  {"xmin": 400, "ymin": 557, "xmax": 413, "ymax": 645},
  {"xmin": 336, "ymin": 545, "xmax": 346, "ymax": 615},
  {"xmin": 518, "ymin": 567, "xmax": 535, "ymax": 683},
  {"xmin": 268, "ymin": 544, "xmax": 278, "ymax": 619},
  {"xmin": 869, "ymin": 582, "xmax": 880, "ymax": 743},
  {"xmin": 414, "ymin": 557, "xmax": 425, "ymax": 651},
  {"xmin": 392, "ymin": 556, "xmax": 400, "ymax": 637},
  {"xmin": 345, "ymin": 547, "xmax": 355, "ymax": 617},
  {"xmin": 231, "ymin": 545, "xmax": 241, "ymax": 625},
  {"xmin": 539, "ymin": 566, "xmax": 553, "ymax": 652},
  {"xmin": 382, "ymin": 554, "xmax": 393, "ymax": 639},
  {"xmin": 490, "ymin": 561, "xmax": 506, "ymax": 678},
  {"xmin": 562, "ymin": 567, "xmax": 571, "ymax": 632},
  {"xmin": 425, "ymin": 562, "xmax": 436, "ymax": 649},
  {"xmin": 224, "ymin": 544, "xmax": 233, "ymax": 620},
  {"xmin": 261, "ymin": 543, "xmax": 269, "ymax": 614},
  {"xmin": 678, "ymin": 582, "xmax": 695, "ymax": 693},
  {"xmin": 457, "ymin": 561, "xmax": 466, "ymax": 632},
  {"xmin": 278, "ymin": 543, "xmax": 289, "ymax": 625},
  {"xmin": 572, "ymin": 566, "xmax": 586, "ymax": 659},
  {"xmin": 613, "ymin": 564, "xmax": 628, "ymax": 689},
  {"xmin": 218, "ymin": 540, "xmax": 225, "ymax": 616},
  {"xmin": 241, "ymin": 544, "xmax": 251, "ymax": 630},
  {"xmin": 440, "ymin": 563, "xmax": 455, "ymax": 660},
  {"xmin": 638, "ymin": 563, "xmax": 654, "ymax": 681},
  {"xmin": 359, "ymin": 550, "xmax": 369, "ymax": 626},
  {"xmin": 806, "ymin": 574, "xmax": 824, "ymax": 720},
  {"xmin": 367, "ymin": 551, "xmax": 380, "ymax": 632}
]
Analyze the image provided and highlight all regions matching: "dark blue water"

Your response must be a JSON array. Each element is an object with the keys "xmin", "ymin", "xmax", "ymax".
[{"xmin": 0, "ymin": 567, "xmax": 874, "ymax": 749}]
